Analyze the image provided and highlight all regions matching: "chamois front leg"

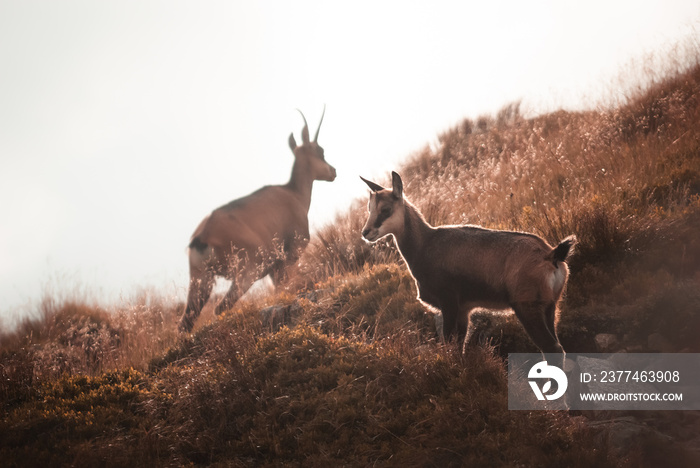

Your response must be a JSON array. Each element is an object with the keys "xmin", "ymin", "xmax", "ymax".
[
  {"xmin": 439, "ymin": 295, "xmax": 467, "ymax": 346},
  {"xmin": 463, "ymin": 309, "xmax": 478, "ymax": 348}
]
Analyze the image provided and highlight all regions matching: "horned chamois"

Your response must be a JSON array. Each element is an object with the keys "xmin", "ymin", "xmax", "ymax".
[
  {"xmin": 360, "ymin": 171, "xmax": 575, "ymax": 354},
  {"xmin": 179, "ymin": 108, "xmax": 336, "ymax": 332}
]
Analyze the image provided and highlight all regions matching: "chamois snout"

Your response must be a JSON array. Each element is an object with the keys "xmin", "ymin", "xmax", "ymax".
[
  {"xmin": 326, "ymin": 165, "xmax": 337, "ymax": 182},
  {"xmin": 361, "ymin": 227, "xmax": 375, "ymax": 241},
  {"xmin": 360, "ymin": 207, "xmax": 389, "ymax": 243},
  {"xmin": 360, "ymin": 172, "xmax": 405, "ymax": 244}
]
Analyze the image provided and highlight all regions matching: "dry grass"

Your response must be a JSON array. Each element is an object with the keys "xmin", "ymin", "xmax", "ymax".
[
  {"xmin": 298, "ymin": 46, "xmax": 700, "ymax": 359},
  {"xmin": 1, "ymin": 320, "xmax": 618, "ymax": 467},
  {"xmin": 3, "ymin": 39, "xmax": 700, "ymax": 467},
  {"xmin": 0, "ymin": 287, "xmax": 183, "ymax": 387}
]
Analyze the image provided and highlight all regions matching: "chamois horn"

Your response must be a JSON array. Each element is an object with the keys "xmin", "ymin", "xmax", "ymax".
[{"xmin": 314, "ymin": 104, "xmax": 326, "ymax": 142}]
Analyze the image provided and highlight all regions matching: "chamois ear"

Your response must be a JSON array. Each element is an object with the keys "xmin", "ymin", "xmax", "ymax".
[
  {"xmin": 360, "ymin": 176, "xmax": 385, "ymax": 193},
  {"xmin": 391, "ymin": 171, "xmax": 403, "ymax": 199},
  {"xmin": 289, "ymin": 133, "xmax": 297, "ymax": 152}
]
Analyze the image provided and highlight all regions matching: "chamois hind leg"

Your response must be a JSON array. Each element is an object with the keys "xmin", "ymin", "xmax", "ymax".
[
  {"xmin": 267, "ymin": 237, "xmax": 304, "ymax": 287},
  {"xmin": 179, "ymin": 272, "xmax": 215, "ymax": 332},
  {"xmin": 267, "ymin": 258, "xmax": 289, "ymax": 287},
  {"xmin": 214, "ymin": 280, "xmax": 240, "ymax": 316},
  {"xmin": 512, "ymin": 301, "xmax": 564, "ymax": 354},
  {"xmin": 544, "ymin": 302, "xmax": 564, "ymax": 351},
  {"xmin": 215, "ymin": 269, "xmax": 258, "ymax": 316}
]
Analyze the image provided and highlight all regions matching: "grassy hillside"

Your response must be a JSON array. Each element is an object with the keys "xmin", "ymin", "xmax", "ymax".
[
  {"xmin": 304, "ymin": 49, "xmax": 700, "ymax": 356},
  {"xmin": 2, "ymin": 47, "xmax": 700, "ymax": 466}
]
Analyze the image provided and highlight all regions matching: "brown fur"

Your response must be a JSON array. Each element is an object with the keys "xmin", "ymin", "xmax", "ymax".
[
  {"xmin": 179, "ymin": 109, "xmax": 336, "ymax": 332},
  {"xmin": 361, "ymin": 171, "xmax": 575, "ymax": 354}
]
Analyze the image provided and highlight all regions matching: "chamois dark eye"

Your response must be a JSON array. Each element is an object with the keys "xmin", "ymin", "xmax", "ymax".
[{"xmin": 380, "ymin": 206, "xmax": 392, "ymax": 215}]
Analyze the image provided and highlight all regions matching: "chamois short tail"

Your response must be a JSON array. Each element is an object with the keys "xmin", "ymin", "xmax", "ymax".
[
  {"xmin": 547, "ymin": 235, "xmax": 576, "ymax": 265},
  {"xmin": 189, "ymin": 236, "xmax": 208, "ymax": 253}
]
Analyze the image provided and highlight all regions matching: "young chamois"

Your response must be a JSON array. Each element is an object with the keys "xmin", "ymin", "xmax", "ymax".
[
  {"xmin": 360, "ymin": 171, "xmax": 575, "ymax": 354},
  {"xmin": 178, "ymin": 108, "xmax": 336, "ymax": 332}
]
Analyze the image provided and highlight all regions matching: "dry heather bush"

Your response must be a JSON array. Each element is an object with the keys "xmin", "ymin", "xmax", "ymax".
[
  {"xmin": 0, "ymin": 289, "xmax": 184, "ymax": 384},
  {"xmin": 296, "ymin": 263, "xmax": 436, "ymax": 344},
  {"xmin": 141, "ymin": 325, "xmax": 615, "ymax": 467},
  {"xmin": 3, "ymin": 321, "xmax": 610, "ymax": 466},
  {"xmin": 0, "ymin": 368, "xmax": 162, "ymax": 467}
]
